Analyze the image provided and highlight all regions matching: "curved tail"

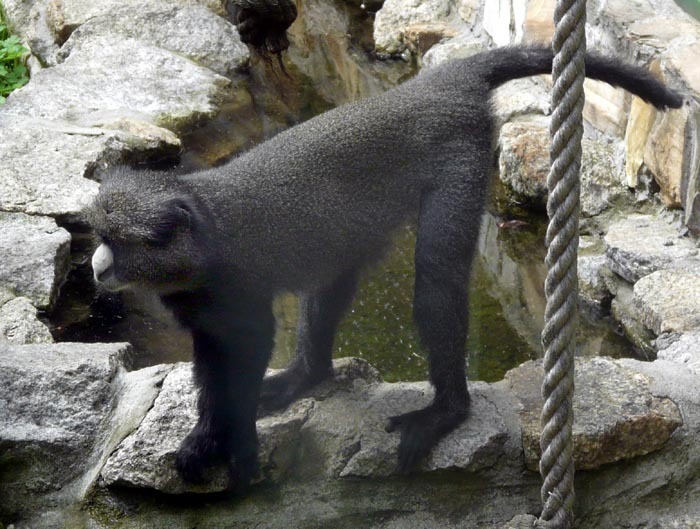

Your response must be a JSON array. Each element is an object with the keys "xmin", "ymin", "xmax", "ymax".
[{"xmin": 479, "ymin": 46, "xmax": 683, "ymax": 110}]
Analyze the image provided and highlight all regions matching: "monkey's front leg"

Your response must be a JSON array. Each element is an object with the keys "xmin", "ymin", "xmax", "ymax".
[{"xmin": 176, "ymin": 309, "xmax": 274, "ymax": 492}]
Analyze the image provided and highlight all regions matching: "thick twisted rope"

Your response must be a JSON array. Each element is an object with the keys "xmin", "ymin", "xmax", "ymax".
[{"xmin": 538, "ymin": 0, "xmax": 586, "ymax": 527}]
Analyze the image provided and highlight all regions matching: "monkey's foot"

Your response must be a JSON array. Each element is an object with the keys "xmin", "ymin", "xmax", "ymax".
[
  {"xmin": 175, "ymin": 428, "xmax": 228, "ymax": 484},
  {"xmin": 259, "ymin": 365, "xmax": 333, "ymax": 414},
  {"xmin": 228, "ymin": 452, "xmax": 259, "ymax": 494},
  {"xmin": 385, "ymin": 403, "xmax": 468, "ymax": 472}
]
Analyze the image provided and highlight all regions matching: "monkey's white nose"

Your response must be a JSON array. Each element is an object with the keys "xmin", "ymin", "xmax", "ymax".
[{"xmin": 92, "ymin": 243, "xmax": 115, "ymax": 283}]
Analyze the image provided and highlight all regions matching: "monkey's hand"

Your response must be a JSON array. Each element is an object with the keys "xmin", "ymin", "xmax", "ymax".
[{"xmin": 385, "ymin": 402, "xmax": 468, "ymax": 472}]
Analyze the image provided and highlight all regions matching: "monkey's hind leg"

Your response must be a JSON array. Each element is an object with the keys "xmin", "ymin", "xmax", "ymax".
[
  {"xmin": 387, "ymin": 188, "xmax": 477, "ymax": 471},
  {"xmin": 260, "ymin": 269, "xmax": 359, "ymax": 413}
]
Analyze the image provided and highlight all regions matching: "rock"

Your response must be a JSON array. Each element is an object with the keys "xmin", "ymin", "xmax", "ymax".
[
  {"xmin": 0, "ymin": 341, "xmax": 132, "ymax": 518},
  {"xmin": 491, "ymin": 77, "xmax": 550, "ymax": 128},
  {"xmin": 0, "ymin": 297, "xmax": 53, "ymax": 344},
  {"xmin": 583, "ymin": 78, "xmax": 631, "ymax": 138},
  {"xmin": 1, "ymin": 0, "xmax": 61, "ymax": 66},
  {"xmin": 683, "ymin": 106, "xmax": 700, "ymax": 237},
  {"xmin": 0, "ymin": 117, "xmax": 181, "ymax": 219},
  {"xmin": 58, "ymin": 4, "xmax": 249, "ymax": 77},
  {"xmin": 421, "ymin": 32, "xmax": 485, "ymax": 69},
  {"xmin": 522, "ymin": 0, "xmax": 555, "ymax": 43},
  {"xmin": 578, "ymin": 253, "xmax": 611, "ymax": 316},
  {"xmin": 604, "ymin": 214, "xmax": 700, "ymax": 283},
  {"xmin": 102, "ymin": 358, "xmax": 510, "ymax": 492},
  {"xmin": 657, "ymin": 333, "xmax": 700, "ymax": 377},
  {"xmin": 1, "ymin": 37, "xmax": 231, "ymax": 132},
  {"xmin": 507, "ymin": 357, "xmax": 683, "ymax": 471},
  {"xmin": 624, "ymin": 94, "xmax": 658, "ymax": 188},
  {"xmin": 401, "ymin": 22, "xmax": 459, "ymax": 56},
  {"xmin": 0, "ymin": 213, "xmax": 71, "ymax": 310},
  {"xmin": 101, "ymin": 363, "xmax": 315, "ymax": 493},
  {"xmin": 634, "ymin": 269, "xmax": 700, "ymax": 335},
  {"xmin": 644, "ymin": 100, "xmax": 693, "ymax": 207},
  {"xmin": 498, "ymin": 117, "xmax": 626, "ymax": 215},
  {"xmin": 373, "ymin": 0, "xmax": 460, "ymax": 56},
  {"xmin": 45, "ymin": 0, "xmax": 224, "ymax": 42}
]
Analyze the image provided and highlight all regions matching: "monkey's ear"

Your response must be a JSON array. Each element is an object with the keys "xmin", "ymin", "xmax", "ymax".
[{"xmin": 149, "ymin": 196, "xmax": 202, "ymax": 245}]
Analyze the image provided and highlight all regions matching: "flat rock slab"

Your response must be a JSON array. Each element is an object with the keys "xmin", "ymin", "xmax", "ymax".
[
  {"xmin": 59, "ymin": 4, "xmax": 249, "ymax": 77},
  {"xmin": 101, "ymin": 358, "xmax": 510, "ymax": 493},
  {"xmin": 507, "ymin": 357, "xmax": 682, "ymax": 471},
  {"xmin": 0, "ymin": 212, "xmax": 71, "ymax": 309},
  {"xmin": 2, "ymin": 37, "xmax": 230, "ymax": 131},
  {"xmin": 634, "ymin": 270, "xmax": 700, "ymax": 335},
  {"xmin": 604, "ymin": 214, "xmax": 700, "ymax": 283}
]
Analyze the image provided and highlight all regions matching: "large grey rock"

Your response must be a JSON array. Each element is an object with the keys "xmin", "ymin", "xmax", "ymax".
[
  {"xmin": 0, "ymin": 117, "xmax": 181, "ymax": 219},
  {"xmin": 58, "ymin": 4, "xmax": 249, "ymax": 77},
  {"xmin": 45, "ymin": 0, "xmax": 225, "ymax": 41},
  {"xmin": 604, "ymin": 214, "xmax": 700, "ymax": 283},
  {"xmin": 2, "ymin": 37, "xmax": 230, "ymax": 131},
  {"xmin": 0, "ymin": 341, "xmax": 132, "ymax": 518},
  {"xmin": 634, "ymin": 269, "xmax": 700, "ymax": 335},
  {"xmin": 0, "ymin": 213, "xmax": 71, "ymax": 310},
  {"xmin": 0, "ymin": 296, "xmax": 53, "ymax": 344},
  {"xmin": 498, "ymin": 117, "xmax": 626, "ymax": 216},
  {"xmin": 507, "ymin": 357, "xmax": 682, "ymax": 471}
]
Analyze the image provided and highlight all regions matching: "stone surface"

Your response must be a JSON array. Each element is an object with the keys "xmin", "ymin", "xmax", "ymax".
[
  {"xmin": 421, "ymin": 32, "xmax": 485, "ymax": 69},
  {"xmin": 45, "ymin": 0, "xmax": 224, "ymax": 42},
  {"xmin": 634, "ymin": 269, "xmax": 700, "ymax": 335},
  {"xmin": 483, "ymin": 0, "xmax": 528, "ymax": 46},
  {"xmin": 0, "ymin": 296, "xmax": 53, "ymax": 344},
  {"xmin": 102, "ymin": 358, "xmax": 511, "ymax": 493},
  {"xmin": 373, "ymin": 0, "xmax": 459, "ymax": 56},
  {"xmin": 657, "ymin": 333, "xmax": 700, "ymax": 377},
  {"xmin": 583, "ymin": 78, "xmax": 631, "ymax": 138},
  {"xmin": 522, "ymin": 0, "xmax": 555, "ymax": 43},
  {"xmin": 624, "ymin": 94, "xmax": 658, "ymax": 188},
  {"xmin": 604, "ymin": 214, "xmax": 700, "ymax": 283},
  {"xmin": 58, "ymin": 4, "xmax": 249, "ymax": 77},
  {"xmin": 507, "ymin": 357, "xmax": 683, "ymax": 471},
  {"xmin": 644, "ymin": 102, "xmax": 692, "ymax": 207},
  {"xmin": 101, "ymin": 363, "xmax": 316, "ymax": 493},
  {"xmin": 0, "ymin": 213, "xmax": 71, "ymax": 310},
  {"xmin": 1, "ymin": 37, "xmax": 230, "ymax": 131},
  {"xmin": 0, "ymin": 341, "xmax": 132, "ymax": 518},
  {"xmin": 578, "ymin": 253, "xmax": 611, "ymax": 316},
  {"xmin": 498, "ymin": 118, "xmax": 626, "ymax": 215},
  {"xmin": 2, "ymin": 0, "xmax": 61, "ymax": 65},
  {"xmin": 491, "ymin": 77, "xmax": 550, "ymax": 128}
]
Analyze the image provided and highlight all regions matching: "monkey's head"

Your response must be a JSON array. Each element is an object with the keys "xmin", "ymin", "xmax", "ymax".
[{"xmin": 84, "ymin": 168, "xmax": 208, "ymax": 294}]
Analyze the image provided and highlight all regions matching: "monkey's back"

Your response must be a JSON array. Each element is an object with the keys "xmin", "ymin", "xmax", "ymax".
[{"xmin": 185, "ymin": 61, "xmax": 495, "ymax": 293}]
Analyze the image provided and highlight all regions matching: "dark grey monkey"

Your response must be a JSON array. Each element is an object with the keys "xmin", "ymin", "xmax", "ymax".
[{"xmin": 86, "ymin": 46, "xmax": 682, "ymax": 491}]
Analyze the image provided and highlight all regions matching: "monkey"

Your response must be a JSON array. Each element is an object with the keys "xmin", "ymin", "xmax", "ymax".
[{"xmin": 85, "ymin": 45, "xmax": 683, "ymax": 492}]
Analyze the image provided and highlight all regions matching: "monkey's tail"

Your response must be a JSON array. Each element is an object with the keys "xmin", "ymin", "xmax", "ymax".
[{"xmin": 481, "ymin": 46, "xmax": 683, "ymax": 110}]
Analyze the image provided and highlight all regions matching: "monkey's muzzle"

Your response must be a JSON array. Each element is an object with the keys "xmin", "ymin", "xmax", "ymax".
[{"xmin": 92, "ymin": 243, "xmax": 121, "ymax": 290}]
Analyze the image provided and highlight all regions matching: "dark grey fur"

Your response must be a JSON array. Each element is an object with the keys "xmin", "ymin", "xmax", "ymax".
[{"xmin": 85, "ymin": 45, "xmax": 682, "ymax": 491}]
